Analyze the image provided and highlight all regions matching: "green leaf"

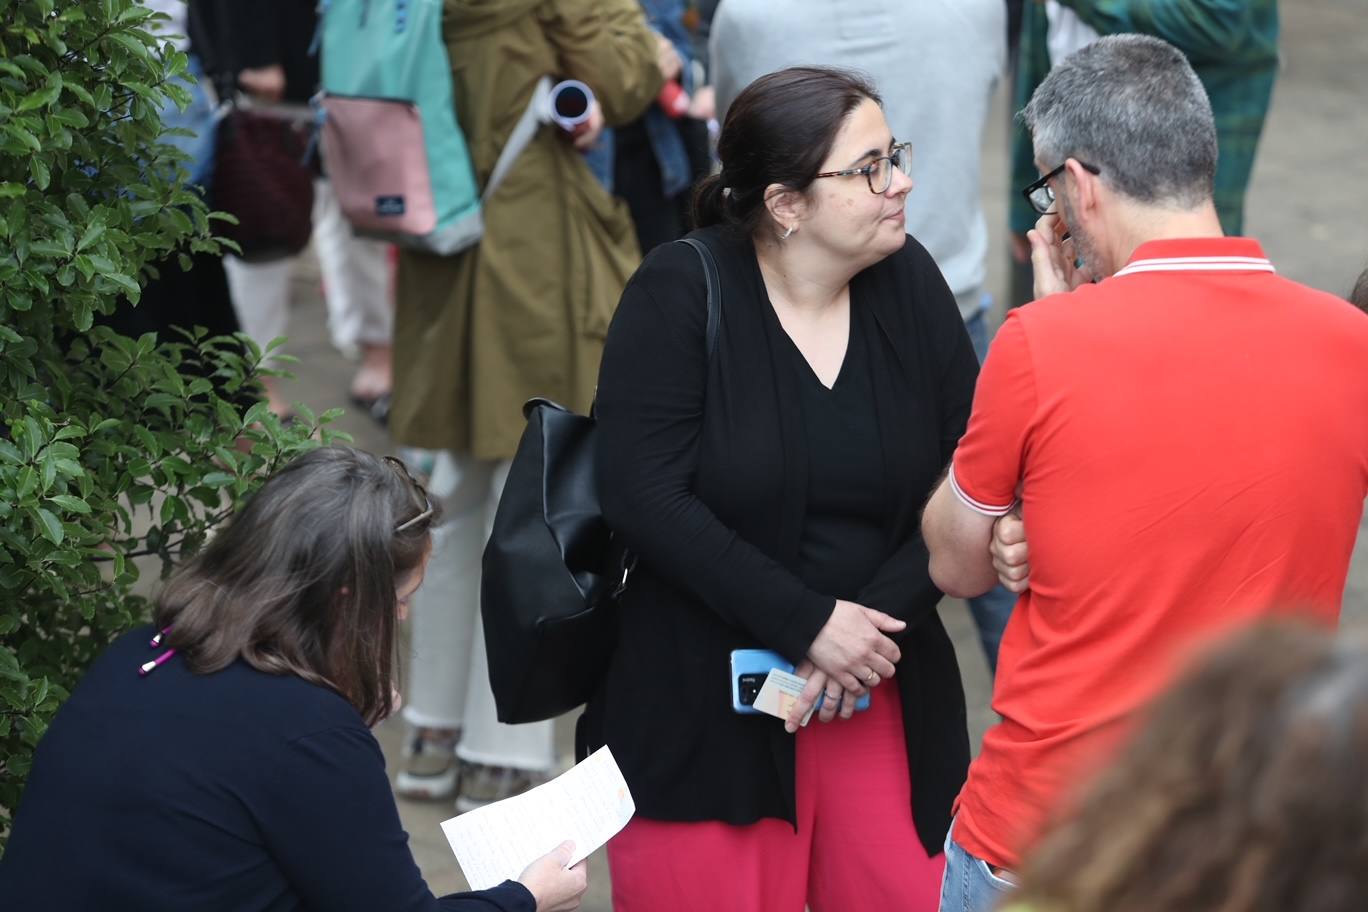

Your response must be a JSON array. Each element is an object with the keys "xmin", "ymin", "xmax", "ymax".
[
  {"xmin": 16, "ymin": 466, "xmax": 38, "ymax": 500},
  {"xmin": 4, "ymin": 124, "xmax": 41, "ymax": 153},
  {"xmin": 132, "ymin": 424, "xmax": 161, "ymax": 458},
  {"xmin": 64, "ymin": 80, "xmax": 95, "ymax": 107},
  {"xmin": 52, "ymin": 458, "xmax": 84, "ymax": 479},
  {"xmin": 143, "ymin": 393, "xmax": 181, "ymax": 411},
  {"xmin": 29, "ymin": 238, "xmax": 69, "ymax": 258},
  {"xmin": 29, "ymin": 158, "xmax": 51, "ymax": 192},
  {"xmin": 159, "ymin": 495, "xmax": 179, "ymax": 526},
  {"xmin": 75, "ymin": 220, "xmax": 104, "ymax": 253},
  {"xmin": 201, "ymin": 471, "xmax": 235, "ymax": 488},
  {"xmin": 16, "ymin": 73, "xmax": 62, "ymax": 113},
  {"xmin": 0, "ymin": 647, "xmax": 23, "ymax": 682},
  {"xmin": 22, "ymin": 416, "xmax": 45, "ymax": 459},
  {"xmin": 32, "ymin": 507, "xmax": 63, "ymax": 545},
  {"xmin": 52, "ymin": 107, "xmax": 90, "ymax": 129},
  {"xmin": 213, "ymin": 397, "xmax": 240, "ymax": 431},
  {"xmin": 242, "ymin": 401, "xmax": 269, "ymax": 428},
  {"xmin": 46, "ymin": 495, "xmax": 91, "ymax": 515},
  {"xmin": 0, "ymin": 183, "xmax": 26, "ymax": 199},
  {"xmin": 107, "ymin": 31, "xmax": 152, "ymax": 59},
  {"xmin": 87, "ymin": 254, "xmax": 117, "ymax": 273},
  {"xmin": 106, "ymin": 273, "xmax": 141, "ymax": 297},
  {"xmin": 39, "ymin": 452, "xmax": 56, "ymax": 491}
]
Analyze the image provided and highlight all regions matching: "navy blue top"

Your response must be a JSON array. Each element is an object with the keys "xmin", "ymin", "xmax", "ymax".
[{"xmin": 0, "ymin": 626, "xmax": 534, "ymax": 912}]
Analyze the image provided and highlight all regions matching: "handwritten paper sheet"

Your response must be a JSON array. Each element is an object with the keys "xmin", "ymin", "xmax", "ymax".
[{"xmin": 440, "ymin": 746, "xmax": 635, "ymax": 890}]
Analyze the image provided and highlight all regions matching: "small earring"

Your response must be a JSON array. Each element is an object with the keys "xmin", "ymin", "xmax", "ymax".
[{"xmin": 781, "ymin": 225, "xmax": 795, "ymax": 240}]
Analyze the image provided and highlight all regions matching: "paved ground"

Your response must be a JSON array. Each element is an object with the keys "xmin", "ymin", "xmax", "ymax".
[{"xmin": 272, "ymin": 3, "xmax": 1366, "ymax": 905}]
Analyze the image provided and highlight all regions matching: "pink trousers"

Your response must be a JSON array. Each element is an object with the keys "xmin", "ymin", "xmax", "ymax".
[{"xmin": 607, "ymin": 684, "xmax": 944, "ymax": 911}]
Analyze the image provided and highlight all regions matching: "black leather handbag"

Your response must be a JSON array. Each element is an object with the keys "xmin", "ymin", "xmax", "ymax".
[{"xmin": 481, "ymin": 237, "xmax": 721, "ymax": 724}]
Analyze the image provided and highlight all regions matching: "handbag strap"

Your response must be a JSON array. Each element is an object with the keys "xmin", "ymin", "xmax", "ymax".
[{"xmin": 676, "ymin": 236, "xmax": 722, "ymax": 358}]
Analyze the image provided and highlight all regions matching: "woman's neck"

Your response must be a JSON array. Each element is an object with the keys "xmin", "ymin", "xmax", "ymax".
[{"xmin": 754, "ymin": 234, "xmax": 856, "ymax": 314}]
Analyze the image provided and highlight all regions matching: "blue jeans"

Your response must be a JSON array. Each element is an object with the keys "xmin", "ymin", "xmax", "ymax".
[
  {"xmin": 963, "ymin": 306, "xmax": 993, "ymax": 364},
  {"xmin": 939, "ymin": 820, "xmax": 1018, "ymax": 912},
  {"xmin": 967, "ymin": 584, "xmax": 1015, "ymax": 674},
  {"xmin": 962, "ymin": 303, "xmax": 1016, "ymax": 675}
]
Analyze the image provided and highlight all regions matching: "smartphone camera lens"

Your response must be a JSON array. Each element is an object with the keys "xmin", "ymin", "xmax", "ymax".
[{"xmin": 738, "ymin": 673, "xmax": 767, "ymax": 706}]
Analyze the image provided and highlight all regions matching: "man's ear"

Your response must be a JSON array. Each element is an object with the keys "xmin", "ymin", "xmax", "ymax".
[
  {"xmin": 1064, "ymin": 157, "xmax": 1101, "ymax": 217},
  {"xmin": 763, "ymin": 182, "xmax": 807, "ymax": 235}
]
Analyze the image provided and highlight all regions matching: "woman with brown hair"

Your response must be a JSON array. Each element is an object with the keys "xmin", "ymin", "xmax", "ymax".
[
  {"xmin": 1006, "ymin": 622, "xmax": 1368, "ymax": 912},
  {"xmin": 581, "ymin": 66, "xmax": 979, "ymax": 910},
  {"xmin": 0, "ymin": 448, "xmax": 586, "ymax": 912}
]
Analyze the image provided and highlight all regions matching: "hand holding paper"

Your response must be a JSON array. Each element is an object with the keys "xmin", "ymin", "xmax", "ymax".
[
  {"xmin": 516, "ymin": 841, "xmax": 588, "ymax": 912},
  {"xmin": 441, "ymin": 746, "xmax": 634, "ymax": 892}
]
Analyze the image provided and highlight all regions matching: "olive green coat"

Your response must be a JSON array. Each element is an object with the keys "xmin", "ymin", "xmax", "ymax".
[{"xmin": 390, "ymin": 0, "xmax": 663, "ymax": 458}]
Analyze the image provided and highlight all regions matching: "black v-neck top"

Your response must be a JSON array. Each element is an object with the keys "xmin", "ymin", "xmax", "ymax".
[
  {"xmin": 583, "ymin": 226, "xmax": 981, "ymax": 855},
  {"xmin": 777, "ymin": 304, "xmax": 889, "ymax": 601}
]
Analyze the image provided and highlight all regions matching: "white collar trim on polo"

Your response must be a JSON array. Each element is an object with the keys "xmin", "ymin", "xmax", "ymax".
[{"xmin": 1114, "ymin": 255, "xmax": 1277, "ymax": 278}]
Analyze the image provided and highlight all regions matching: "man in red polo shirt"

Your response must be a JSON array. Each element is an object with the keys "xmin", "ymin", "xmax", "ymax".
[{"xmin": 922, "ymin": 34, "xmax": 1368, "ymax": 912}]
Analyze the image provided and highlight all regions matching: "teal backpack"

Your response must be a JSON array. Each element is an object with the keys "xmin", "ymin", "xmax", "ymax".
[{"xmin": 318, "ymin": 0, "xmax": 547, "ymax": 254}]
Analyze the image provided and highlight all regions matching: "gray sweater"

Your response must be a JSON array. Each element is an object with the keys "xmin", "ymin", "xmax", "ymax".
[{"xmin": 711, "ymin": 0, "xmax": 1005, "ymax": 320}]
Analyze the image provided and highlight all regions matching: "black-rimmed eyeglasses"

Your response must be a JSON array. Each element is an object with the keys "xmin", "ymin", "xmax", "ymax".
[
  {"xmin": 1021, "ymin": 159, "xmax": 1101, "ymax": 215},
  {"xmin": 814, "ymin": 142, "xmax": 913, "ymax": 194},
  {"xmin": 383, "ymin": 455, "xmax": 435, "ymax": 533}
]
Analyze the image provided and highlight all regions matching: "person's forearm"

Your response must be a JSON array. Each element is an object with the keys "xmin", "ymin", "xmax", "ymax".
[{"xmin": 922, "ymin": 476, "xmax": 1000, "ymax": 599}]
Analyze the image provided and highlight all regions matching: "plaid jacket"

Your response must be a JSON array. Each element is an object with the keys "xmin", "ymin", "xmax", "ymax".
[{"xmin": 1010, "ymin": 0, "xmax": 1279, "ymax": 236}]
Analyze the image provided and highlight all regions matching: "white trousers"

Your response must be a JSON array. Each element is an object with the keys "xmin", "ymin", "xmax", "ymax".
[
  {"xmin": 223, "ymin": 255, "xmax": 291, "ymax": 355},
  {"xmin": 223, "ymin": 179, "xmax": 392, "ymax": 356},
  {"xmin": 402, "ymin": 452, "xmax": 556, "ymax": 773},
  {"xmin": 312, "ymin": 179, "xmax": 393, "ymax": 351}
]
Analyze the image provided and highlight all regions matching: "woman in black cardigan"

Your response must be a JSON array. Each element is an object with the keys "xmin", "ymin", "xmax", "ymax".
[{"xmin": 581, "ymin": 68, "xmax": 978, "ymax": 910}]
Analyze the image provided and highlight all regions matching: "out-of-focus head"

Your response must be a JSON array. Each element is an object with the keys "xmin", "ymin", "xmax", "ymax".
[
  {"xmin": 1024, "ymin": 34, "xmax": 1217, "ymax": 213},
  {"xmin": 1349, "ymin": 264, "xmax": 1368, "ymax": 314},
  {"xmin": 155, "ymin": 447, "xmax": 438, "ymax": 725},
  {"xmin": 693, "ymin": 66, "xmax": 912, "ymax": 266},
  {"xmin": 1016, "ymin": 620, "xmax": 1368, "ymax": 912}
]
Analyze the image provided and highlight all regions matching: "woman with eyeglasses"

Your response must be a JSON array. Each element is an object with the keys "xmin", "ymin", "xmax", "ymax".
[
  {"xmin": 0, "ymin": 448, "xmax": 587, "ymax": 912},
  {"xmin": 580, "ymin": 66, "xmax": 979, "ymax": 910}
]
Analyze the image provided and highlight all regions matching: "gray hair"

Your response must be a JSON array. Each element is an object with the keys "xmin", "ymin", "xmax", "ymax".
[{"xmin": 1023, "ymin": 34, "xmax": 1217, "ymax": 210}]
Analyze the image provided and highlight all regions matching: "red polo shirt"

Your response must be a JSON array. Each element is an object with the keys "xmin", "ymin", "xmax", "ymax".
[{"xmin": 950, "ymin": 238, "xmax": 1368, "ymax": 869}]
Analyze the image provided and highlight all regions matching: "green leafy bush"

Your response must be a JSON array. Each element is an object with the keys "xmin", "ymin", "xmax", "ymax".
[{"xmin": 0, "ymin": 1, "xmax": 342, "ymax": 846}]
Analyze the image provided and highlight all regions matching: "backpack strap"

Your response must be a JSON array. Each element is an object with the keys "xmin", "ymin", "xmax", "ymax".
[
  {"xmin": 677, "ymin": 236, "xmax": 722, "ymax": 358},
  {"xmin": 483, "ymin": 76, "xmax": 553, "ymax": 203}
]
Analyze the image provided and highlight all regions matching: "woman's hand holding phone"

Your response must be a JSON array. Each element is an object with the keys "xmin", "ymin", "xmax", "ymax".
[{"xmin": 785, "ymin": 660, "xmax": 859, "ymax": 733}]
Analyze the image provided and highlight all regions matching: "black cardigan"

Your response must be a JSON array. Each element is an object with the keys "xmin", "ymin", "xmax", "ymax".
[{"xmin": 579, "ymin": 226, "xmax": 977, "ymax": 854}]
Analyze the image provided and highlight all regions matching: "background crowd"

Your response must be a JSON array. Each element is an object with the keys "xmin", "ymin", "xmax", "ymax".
[{"xmin": 1, "ymin": 2, "xmax": 1366, "ymax": 911}]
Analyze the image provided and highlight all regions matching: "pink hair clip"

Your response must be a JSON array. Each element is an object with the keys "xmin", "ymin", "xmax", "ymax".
[{"xmin": 139, "ymin": 627, "xmax": 176, "ymax": 677}]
